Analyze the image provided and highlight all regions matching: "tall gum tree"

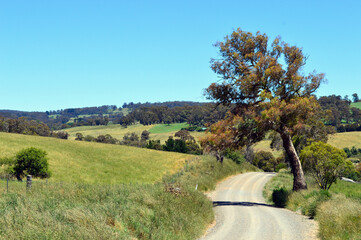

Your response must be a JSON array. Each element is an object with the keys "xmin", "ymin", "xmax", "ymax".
[{"xmin": 205, "ymin": 29, "xmax": 325, "ymax": 191}]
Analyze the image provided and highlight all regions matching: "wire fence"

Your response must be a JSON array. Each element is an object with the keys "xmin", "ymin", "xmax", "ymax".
[{"xmin": 0, "ymin": 175, "xmax": 49, "ymax": 194}]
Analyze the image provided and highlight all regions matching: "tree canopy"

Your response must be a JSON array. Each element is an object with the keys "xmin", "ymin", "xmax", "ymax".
[
  {"xmin": 300, "ymin": 142, "xmax": 352, "ymax": 190},
  {"xmin": 204, "ymin": 29, "xmax": 326, "ymax": 191},
  {"xmin": 13, "ymin": 147, "xmax": 51, "ymax": 180}
]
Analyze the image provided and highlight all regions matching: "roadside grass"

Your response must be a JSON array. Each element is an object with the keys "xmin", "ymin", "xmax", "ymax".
[
  {"xmin": 0, "ymin": 132, "xmax": 192, "ymax": 184},
  {"xmin": 264, "ymin": 170, "xmax": 361, "ymax": 240},
  {"xmin": 351, "ymin": 102, "xmax": 361, "ymax": 110},
  {"xmin": 0, "ymin": 155, "xmax": 258, "ymax": 239}
]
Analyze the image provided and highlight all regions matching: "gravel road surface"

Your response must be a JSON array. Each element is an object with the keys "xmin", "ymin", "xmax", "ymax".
[{"xmin": 200, "ymin": 172, "xmax": 318, "ymax": 240}]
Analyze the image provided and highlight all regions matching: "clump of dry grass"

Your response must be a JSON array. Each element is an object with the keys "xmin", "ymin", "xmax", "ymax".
[{"xmin": 317, "ymin": 195, "xmax": 361, "ymax": 240}]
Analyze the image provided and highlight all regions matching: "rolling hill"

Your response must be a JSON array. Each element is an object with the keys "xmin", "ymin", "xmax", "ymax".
[
  {"xmin": 351, "ymin": 101, "xmax": 361, "ymax": 110},
  {"xmin": 65, "ymin": 123, "xmax": 206, "ymax": 143},
  {"xmin": 0, "ymin": 132, "xmax": 193, "ymax": 184}
]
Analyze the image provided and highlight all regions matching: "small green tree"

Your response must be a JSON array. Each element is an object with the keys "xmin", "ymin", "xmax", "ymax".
[
  {"xmin": 163, "ymin": 137, "xmax": 175, "ymax": 151},
  {"xmin": 253, "ymin": 151, "xmax": 281, "ymax": 172},
  {"xmin": 141, "ymin": 130, "xmax": 150, "ymax": 141},
  {"xmin": 300, "ymin": 142, "xmax": 352, "ymax": 190},
  {"xmin": 75, "ymin": 133, "xmax": 84, "ymax": 141},
  {"xmin": 13, "ymin": 147, "xmax": 51, "ymax": 181}
]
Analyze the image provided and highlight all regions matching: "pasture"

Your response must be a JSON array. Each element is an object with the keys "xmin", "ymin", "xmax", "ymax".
[
  {"xmin": 65, "ymin": 123, "xmax": 206, "ymax": 143},
  {"xmin": 0, "ymin": 132, "xmax": 192, "ymax": 184},
  {"xmin": 327, "ymin": 131, "xmax": 361, "ymax": 149},
  {"xmin": 351, "ymin": 102, "xmax": 361, "ymax": 109},
  {"xmin": 253, "ymin": 131, "xmax": 361, "ymax": 157},
  {"xmin": 65, "ymin": 124, "xmax": 154, "ymax": 141}
]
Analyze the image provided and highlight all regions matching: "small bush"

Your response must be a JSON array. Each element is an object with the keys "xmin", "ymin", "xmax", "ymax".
[
  {"xmin": 84, "ymin": 135, "xmax": 96, "ymax": 142},
  {"xmin": 224, "ymin": 149, "xmax": 244, "ymax": 164},
  {"xmin": 272, "ymin": 187, "xmax": 288, "ymax": 208},
  {"xmin": 13, "ymin": 147, "xmax": 51, "ymax": 180},
  {"xmin": 275, "ymin": 162, "xmax": 288, "ymax": 172},
  {"xmin": 254, "ymin": 151, "xmax": 282, "ymax": 172}
]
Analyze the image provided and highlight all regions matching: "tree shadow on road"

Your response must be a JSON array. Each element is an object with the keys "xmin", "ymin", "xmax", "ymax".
[{"xmin": 213, "ymin": 201, "xmax": 274, "ymax": 208}]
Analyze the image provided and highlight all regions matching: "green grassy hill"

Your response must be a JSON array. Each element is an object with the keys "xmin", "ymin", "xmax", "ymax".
[
  {"xmin": 328, "ymin": 131, "xmax": 361, "ymax": 149},
  {"xmin": 351, "ymin": 102, "xmax": 361, "ymax": 109},
  {"xmin": 65, "ymin": 124, "xmax": 154, "ymax": 141},
  {"xmin": 0, "ymin": 132, "xmax": 192, "ymax": 184},
  {"xmin": 65, "ymin": 123, "xmax": 206, "ymax": 143}
]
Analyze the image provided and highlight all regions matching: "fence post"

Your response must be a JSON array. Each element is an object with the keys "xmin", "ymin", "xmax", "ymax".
[{"xmin": 26, "ymin": 175, "xmax": 32, "ymax": 190}]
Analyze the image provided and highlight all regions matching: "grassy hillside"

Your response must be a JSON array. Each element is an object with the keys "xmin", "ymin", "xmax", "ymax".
[
  {"xmin": 328, "ymin": 131, "xmax": 361, "ymax": 149},
  {"xmin": 253, "ymin": 131, "xmax": 361, "ymax": 157},
  {"xmin": 351, "ymin": 102, "xmax": 361, "ymax": 109},
  {"xmin": 65, "ymin": 124, "xmax": 154, "ymax": 141},
  {"xmin": 0, "ymin": 154, "xmax": 258, "ymax": 239},
  {"xmin": 252, "ymin": 140, "xmax": 283, "ymax": 158},
  {"xmin": 65, "ymin": 123, "xmax": 206, "ymax": 143},
  {"xmin": 0, "ymin": 132, "xmax": 193, "ymax": 184}
]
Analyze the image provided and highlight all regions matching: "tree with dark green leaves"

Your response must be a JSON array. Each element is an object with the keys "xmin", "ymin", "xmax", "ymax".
[
  {"xmin": 75, "ymin": 133, "xmax": 84, "ymax": 141},
  {"xmin": 352, "ymin": 93, "xmax": 359, "ymax": 103},
  {"xmin": 12, "ymin": 147, "xmax": 51, "ymax": 181}
]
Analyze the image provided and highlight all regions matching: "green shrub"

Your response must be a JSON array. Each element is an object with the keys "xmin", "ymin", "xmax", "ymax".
[
  {"xmin": 224, "ymin": 149, "xmax": 244, "ymax": 164},
  {"xmin": 275, "ymin": 162, "xmax": 288, "ymax": 172},
  {"xmin": 84, "ymin": 135, "xmax": 96, "ymax": 142},
  {"xmin": 254, "ymin": 151, "xmax": 281, "ymax": 172},
  {"xmin": 272, "ymin": 187, "xmax": 288, "ymax": 208},
  {"xmin": 13, "ymin": 147, "xmax": 51, "ymax": 180},
  {"xmin": 300, "ymin": 142, "xmax": 352, "ymax": 190}
]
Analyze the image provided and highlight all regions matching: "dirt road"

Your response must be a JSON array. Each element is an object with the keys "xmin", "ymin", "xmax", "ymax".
[{"xmin": 200, "ymin": 172, "xmax": 318, "ymax": 240}]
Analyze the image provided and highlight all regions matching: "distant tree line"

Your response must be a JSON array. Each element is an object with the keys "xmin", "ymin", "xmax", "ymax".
[
  {"xmin": 119, "ymin": 103, "xmax": 229, "ymax": 127},
  {"xmin": 75, "ymin": 130, "xmax": 203, "ymax": 155},
  {"xmin": 318, "ymin": 94, "xmax": 361, "ymax": 132},
  {"xmin": 47, "ymin": 105, "xmax": 117, "ymax": 117},
  {"xmin": 0, "ymin": 116, "xmax": 69, "ymax": 139},
  {"xmin": 2, "ymin": 97, "xmax": 360, "ymax": 132},
  {"xmin": 0, "ymin": 102, "xmax": 222, "ymax": 130},
  {"xmin": 121, "ymin": 101, "xmax": 207, "ymax": 109}
]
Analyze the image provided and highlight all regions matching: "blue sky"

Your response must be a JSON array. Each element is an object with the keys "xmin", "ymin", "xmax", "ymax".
[{"xmin": 1, "ymin": 0, "xmax": 360, "ymax": 111}]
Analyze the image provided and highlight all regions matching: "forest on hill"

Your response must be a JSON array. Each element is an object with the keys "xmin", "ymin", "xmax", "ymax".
[{"xmin": 0, "ymin": 94, "xmax": 360, "ymax": 134}]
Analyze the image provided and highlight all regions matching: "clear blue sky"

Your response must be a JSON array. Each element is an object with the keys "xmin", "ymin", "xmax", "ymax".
[{"xmin": 1, "ymin": 0, "xmax": 360, "ymax": 111}]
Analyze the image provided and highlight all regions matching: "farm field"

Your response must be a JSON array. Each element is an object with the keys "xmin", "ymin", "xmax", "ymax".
[
  {"xmin": 0, "ymin": 132, "xmax": 192, "ymax": 184},
  {"xmin": 253, "ymin": 131, "xmax": 361, "ymax": 157},
  {"xmin": 252, "ymin": 139, "xmax": 283, "ymax": 158},
  {"xmin": 327, "ymin": 131, "xmax": 361, "ymax": 149},
  {"xmin": 65, "ymin": 123, "xmax": 206, "ymax": 143},
  {"xmin": 65, "ymin": 123, "xmax": 154, "ymax": 141},
  {"xmin": 351, "ymin": 102, "xmax": 361, "ymax": 109}
]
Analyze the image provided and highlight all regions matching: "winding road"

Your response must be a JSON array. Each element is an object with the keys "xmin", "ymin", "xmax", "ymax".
[{"xmin": 200, "ymin": 172, "xmax": 318, "ymax": 240}]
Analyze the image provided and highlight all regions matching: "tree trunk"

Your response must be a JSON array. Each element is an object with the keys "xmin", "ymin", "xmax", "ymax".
[
  {"xmin": 216, "ymin": 151, "xmax": 224, "ymax": 164},
  {"xmin": 16, "ymin": 175, "xmax": 22, "ymax": 182},
  {"xmin": 279, "ymin": 127, "xmax": 307, "ymax": 191}
]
